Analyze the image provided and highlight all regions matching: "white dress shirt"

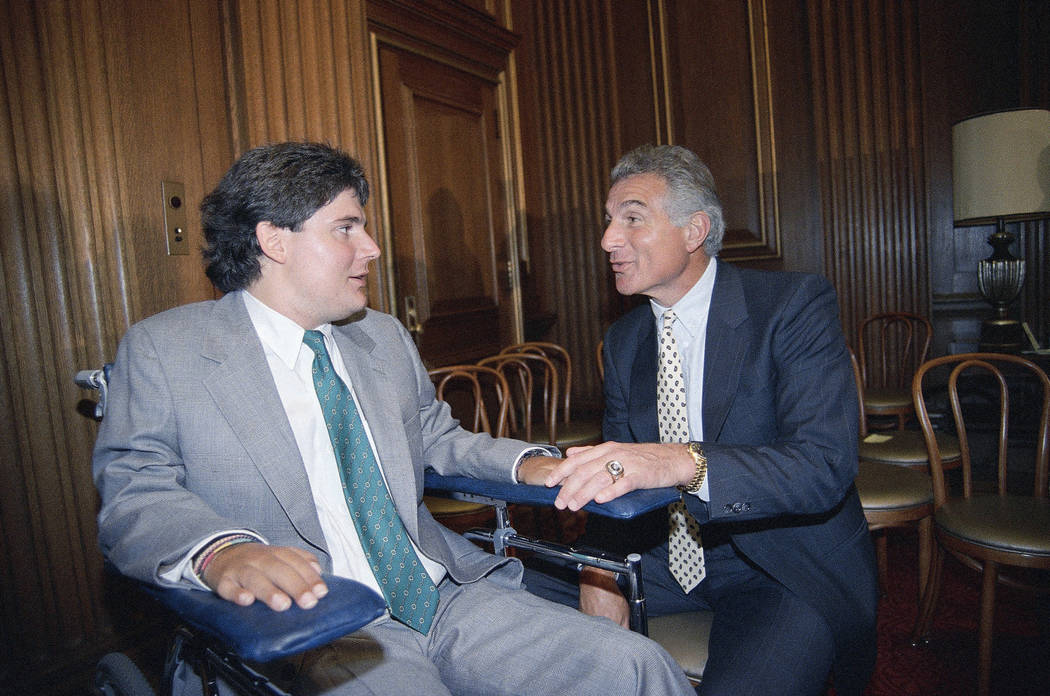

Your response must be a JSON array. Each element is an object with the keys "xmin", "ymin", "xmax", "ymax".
[
  {"xmin": 241, "ymin": 291, "xmax": 447, "ymax": 594},
  {"xmin": 164, "ymin": 292, "xmax": 547, "ymax": 590},
  {"xmin": 649, "ymin": 258, "xmax": 718, "ymax": 501}
]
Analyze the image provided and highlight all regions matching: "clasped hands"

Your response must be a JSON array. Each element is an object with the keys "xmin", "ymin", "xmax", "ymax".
[{"xmin": 518, "ymin": 441, "xmax": 696, "ymax": 511}]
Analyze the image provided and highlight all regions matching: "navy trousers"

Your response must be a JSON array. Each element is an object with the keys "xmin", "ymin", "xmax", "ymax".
[{"xmin": 524, "ymin": 534, "xmax": 841, "ymax": 696}]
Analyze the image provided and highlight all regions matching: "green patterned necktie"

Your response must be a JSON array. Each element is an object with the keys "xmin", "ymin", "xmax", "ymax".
[{"xmin": 303, "ymin": 330, "xmax": 439, "ymax": 634}]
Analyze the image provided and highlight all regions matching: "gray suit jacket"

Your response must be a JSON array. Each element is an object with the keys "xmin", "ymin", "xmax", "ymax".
[{"xmin": 93, "ymin": 291, "xmax": 529, "ymax": 590}]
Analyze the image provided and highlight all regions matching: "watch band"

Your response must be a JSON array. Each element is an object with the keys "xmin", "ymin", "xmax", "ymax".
[{"xmin": 678, "ymin": 441, "xmax": 708, "ymax": 493}]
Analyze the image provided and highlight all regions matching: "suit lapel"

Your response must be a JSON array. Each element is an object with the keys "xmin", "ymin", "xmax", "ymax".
[
  {"xmin": 628, "ymin": 313, "xmax": 660, "ymax": 443},
  {"xmin": 200, "ymin": 293, "xmax": 328, "ymax": 552},
  {"xmin": 703, "ymin": 263, "xmax": 749, "ymax": 440},
  {"xmin": 331, "ymin": 321, "xmax": 423, "ymax": 540}
]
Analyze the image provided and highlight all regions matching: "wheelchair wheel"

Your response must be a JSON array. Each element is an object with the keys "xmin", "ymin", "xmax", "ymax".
[{"xmin": 94, "ymin": 652, "xmax": 157, "ymax": 696}]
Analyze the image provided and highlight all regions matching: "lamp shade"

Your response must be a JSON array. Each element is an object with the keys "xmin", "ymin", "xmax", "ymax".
[{"xmin": 952, "ymin": 108, "xmax": 1050, "ymax": 225}]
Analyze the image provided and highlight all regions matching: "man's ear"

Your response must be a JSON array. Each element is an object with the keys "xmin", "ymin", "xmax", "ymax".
[
  {"xmin": 684, "ymin": 211, "xmax": 711, "ymax": 253},
  {"xmin": 255, "ymin": 221, "xmax": 287, "ymax": 263}
]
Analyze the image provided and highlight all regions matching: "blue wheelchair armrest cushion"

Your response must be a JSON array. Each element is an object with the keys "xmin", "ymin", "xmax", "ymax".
[
  {"xmin": 140, "ymin": 575, "xmax": 386, "ymax": 663},
  {"xmin": 423, "ymin": 471, "xmax": 680, "ymax": 519}
]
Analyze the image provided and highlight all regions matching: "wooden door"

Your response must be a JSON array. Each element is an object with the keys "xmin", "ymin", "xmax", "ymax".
[{"xmin": 375, "ymin": 42, "xmax": 521, "ymax": 367}]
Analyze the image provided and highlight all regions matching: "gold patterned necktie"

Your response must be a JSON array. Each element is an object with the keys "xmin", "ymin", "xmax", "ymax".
[
  {"xmin": 658, "ymin": 309, "xmax": 706, "ymax": 592},
  {"xmin": 303, "ymin": 330, "xmax": 439, "ymax": 634}
]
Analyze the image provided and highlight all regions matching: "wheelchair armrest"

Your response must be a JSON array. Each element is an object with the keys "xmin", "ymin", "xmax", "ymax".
[
  {"xmin": 423, "ymin": 471, "xmax": 680, "ymax": 519},
  {"xmin": 138, "ymin": 575, "xmax": 386, "ymax": 663}
]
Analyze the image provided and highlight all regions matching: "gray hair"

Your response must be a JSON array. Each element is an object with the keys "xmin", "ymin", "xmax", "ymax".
[{"xmin": 610, "ymin": 144, "xmax": 725, "ymax": 256}]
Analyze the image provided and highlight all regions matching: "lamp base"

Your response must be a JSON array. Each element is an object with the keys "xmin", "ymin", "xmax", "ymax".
[{"xmin": 978, "ymin": 317, "xmax": 1026, "ymax": 353}]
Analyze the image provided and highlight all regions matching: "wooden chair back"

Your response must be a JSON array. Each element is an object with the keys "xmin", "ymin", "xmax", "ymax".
[
  {"xmin": 479, "ymin": 353, "xmax": 559, "ymax": 444},
  {"xmin": 500, "ymin": 342, "xmax": 573, "ymax": 424},
  {"xmin": 858, "ymin": 312, "xmax": 932, "ymax": 393},
  {"xmin": 912, "ymin": 353, "xmax": 1050, "ymax": 507},
  {"xmin": 427, "ymin": 365, "xmax": 511, "ymax": 437}
]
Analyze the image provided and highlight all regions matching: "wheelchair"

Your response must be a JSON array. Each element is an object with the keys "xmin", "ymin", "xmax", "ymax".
[{"xmin": 77, "ymin": 365, "xmax": 709, "ymax": 694}]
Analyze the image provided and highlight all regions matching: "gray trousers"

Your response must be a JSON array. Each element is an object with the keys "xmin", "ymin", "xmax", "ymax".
[{"xmin": 174, "ymin": 575, "xmax": 694, "ymax": 696}]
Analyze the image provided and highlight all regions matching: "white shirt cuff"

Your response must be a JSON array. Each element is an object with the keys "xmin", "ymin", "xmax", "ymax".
[{"xmin": 512, "ymin": 446, "xmax": 558, "ymax": 483}]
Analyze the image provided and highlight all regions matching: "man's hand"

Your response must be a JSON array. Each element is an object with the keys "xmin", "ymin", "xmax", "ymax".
[
  {"xmin": 545, "ymin": 441, "xmax": 695, "ymax": 511},
  {"xmin": 202, "ymin": 543, "xmax": 328, "ymax": 611},
  {"xmin": 516, "ymin": 454, "xmax": 562, "ymax": 485},
  {"xmin": 579, "ymin": 567, "xmax": 629, "ymax": 628}
]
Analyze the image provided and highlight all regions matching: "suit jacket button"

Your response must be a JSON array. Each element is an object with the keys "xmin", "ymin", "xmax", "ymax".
[
  {"xmin": 731, "ymin": 502, "xmax": 743, "ymax": 513},
  {"xmin": 743, "ymin": 502, "xmax": 752, "ymax": 512},
  {"xmin": 723, "ymin": 504, "xmax": 733, "ymax": 514}
]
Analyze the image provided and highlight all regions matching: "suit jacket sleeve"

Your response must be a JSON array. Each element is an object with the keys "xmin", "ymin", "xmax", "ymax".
[{"xmin": 93, "ymin": 318, "xmax": 250, "ymax": 585}]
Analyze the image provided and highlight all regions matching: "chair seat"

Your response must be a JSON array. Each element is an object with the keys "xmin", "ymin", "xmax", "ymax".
[
  {"xmin": 859, "ymin": 430, "xmax": 961, "ymax": 468},
  {"xmin": 647, "ymin": 611, "xmax": 712, "ymax": 683},
  {"xmin": 936, "ymin": 496, "xmax": 1050, "ymax": 556},
  {"xmin": 863, "ymin": 386, "xmax": 912, "ymax": 411},
  {"xmin": 530, "ymin": 419, "xmax": 602, "ymax": 449},
  {"xmin": 855, "ymin": 461, "xmax": 933, "ymax": 510},
  {"xmin": 423, "ymin": 495, "xmax": 492, "ymax": 516}
]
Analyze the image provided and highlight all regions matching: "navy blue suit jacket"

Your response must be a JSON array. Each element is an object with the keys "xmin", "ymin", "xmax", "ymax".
[{"xmin": 599, "ymin": 262, "xmax": 877, "ymax": 691}]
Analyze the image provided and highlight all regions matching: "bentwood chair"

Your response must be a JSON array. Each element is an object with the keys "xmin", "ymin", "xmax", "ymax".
[
  {"xmin": 849, "ymin": 347, "xmax": 936, "ymax": 602},
  {"xmin": 424, "ymin": 365, "xmax": 513, "ymax": 531},
  {"xmin": 858, "ymin": 312, "xmax": 933, "ymax": 430},
  {"xmin": 499, "ymin": 341, "xmax": 602, "ymax": 449},
  {"xmin": 478, "ymin": 353, "xmax": 555, "ymax": 445},
  {"xmin": 910, "ymin": 353, "xmax": 1050, "ymax": 696}
]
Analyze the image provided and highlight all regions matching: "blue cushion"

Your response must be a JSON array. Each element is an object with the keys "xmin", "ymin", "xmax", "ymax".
[
  {"xmin": 423, "ymin": 471, "xmax": 680, "ymax": 519},
  {"xmin": 140, "ymin": 575, "xmax": 385, "ymax": 663}
]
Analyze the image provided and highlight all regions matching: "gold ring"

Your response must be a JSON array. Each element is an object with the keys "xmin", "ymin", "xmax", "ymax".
[{"xmin": 605, "ymin": 459, "xmax": 625, "ymax": 483}]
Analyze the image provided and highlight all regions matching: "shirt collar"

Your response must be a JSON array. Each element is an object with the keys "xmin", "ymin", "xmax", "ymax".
[
  {"xmin": 241, "ymin": 290, "xmax": 334, "ymax": 370},
  {"xmin": 650, "ymin": 258, "xmax": 718, "ymax": 336}
]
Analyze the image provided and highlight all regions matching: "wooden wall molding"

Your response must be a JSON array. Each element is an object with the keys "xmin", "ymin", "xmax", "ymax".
[{"xmin": 659, "ymin": 0, "xmax": 783, "ymax": 262}]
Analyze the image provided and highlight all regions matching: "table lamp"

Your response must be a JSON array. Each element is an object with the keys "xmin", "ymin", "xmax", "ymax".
[{"xmin": 952, "ymin": 108, "xmax": 1050, "ymax": 352}]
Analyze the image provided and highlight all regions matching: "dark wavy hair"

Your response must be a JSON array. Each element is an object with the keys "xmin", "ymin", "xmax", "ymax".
[{"xmin": 200, "ymin": 141, "xmax": 370, "ymax": 292}]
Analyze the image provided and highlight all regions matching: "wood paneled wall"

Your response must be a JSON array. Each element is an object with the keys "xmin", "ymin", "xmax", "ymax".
[
  {"xmin": 0, "ymin": 0, "xmax": 375, "ymax": 690},
  {"xmin": 807, "ymin": 0, "xmax": 929, "ymax": 349},
  {"xmin": 1, "ymin": 1, "xmax": 231, "ymax": 689},
  {"xmin": 222, "ymin": 0, "xmax": 381, "ymax": 305},
  {"xmin": 1, "ymin": 1, "xmax": 1045, "ymax": 692},
  {"xmin": 514, "ymin": 0, "xmax": 1047, "ymax": 407},
  {"xmin": 512, "ymin": 0, "xmax": 623, "ymax": 411},
  {"xmin": 513, "ymin": 0, "xmax": 825, "ymax": 409}
]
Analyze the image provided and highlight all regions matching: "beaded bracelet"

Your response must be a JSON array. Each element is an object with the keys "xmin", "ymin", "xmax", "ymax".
[{"xmin": 192, "ymin": 533, "xmax": 259, "ymax": 580}]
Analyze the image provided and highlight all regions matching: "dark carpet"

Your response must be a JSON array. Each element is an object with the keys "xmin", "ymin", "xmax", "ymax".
[{"xmin": 859, "ymin": 530, "xmax": 1049, "ymax": 696}]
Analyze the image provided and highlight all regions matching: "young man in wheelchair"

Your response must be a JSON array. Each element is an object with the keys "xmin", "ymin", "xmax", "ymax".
[{"xmin": 92, "ymin": 141, "xmax": 693, "ymax": 695}]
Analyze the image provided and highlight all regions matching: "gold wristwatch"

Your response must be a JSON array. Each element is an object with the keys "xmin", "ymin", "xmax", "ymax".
[{"xmin": 678, "ymin": 441, "xmax": 708, "ymax": 493}]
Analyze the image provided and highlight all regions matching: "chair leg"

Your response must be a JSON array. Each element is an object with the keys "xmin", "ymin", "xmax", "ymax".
[
  {"xmin": 912, "ymin": 542, "xmax": 943, "ymax": 644},
  {"xmin": 875, "ymin": 532, "xmax": 889, "ymax": 596},
  {"xmin": 916, "ymin": 516, "xmax": 932, "ymax": 606},
  {"xmin": 977, "ymin": 560, "xmax": 998, "ymax": 696}
]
